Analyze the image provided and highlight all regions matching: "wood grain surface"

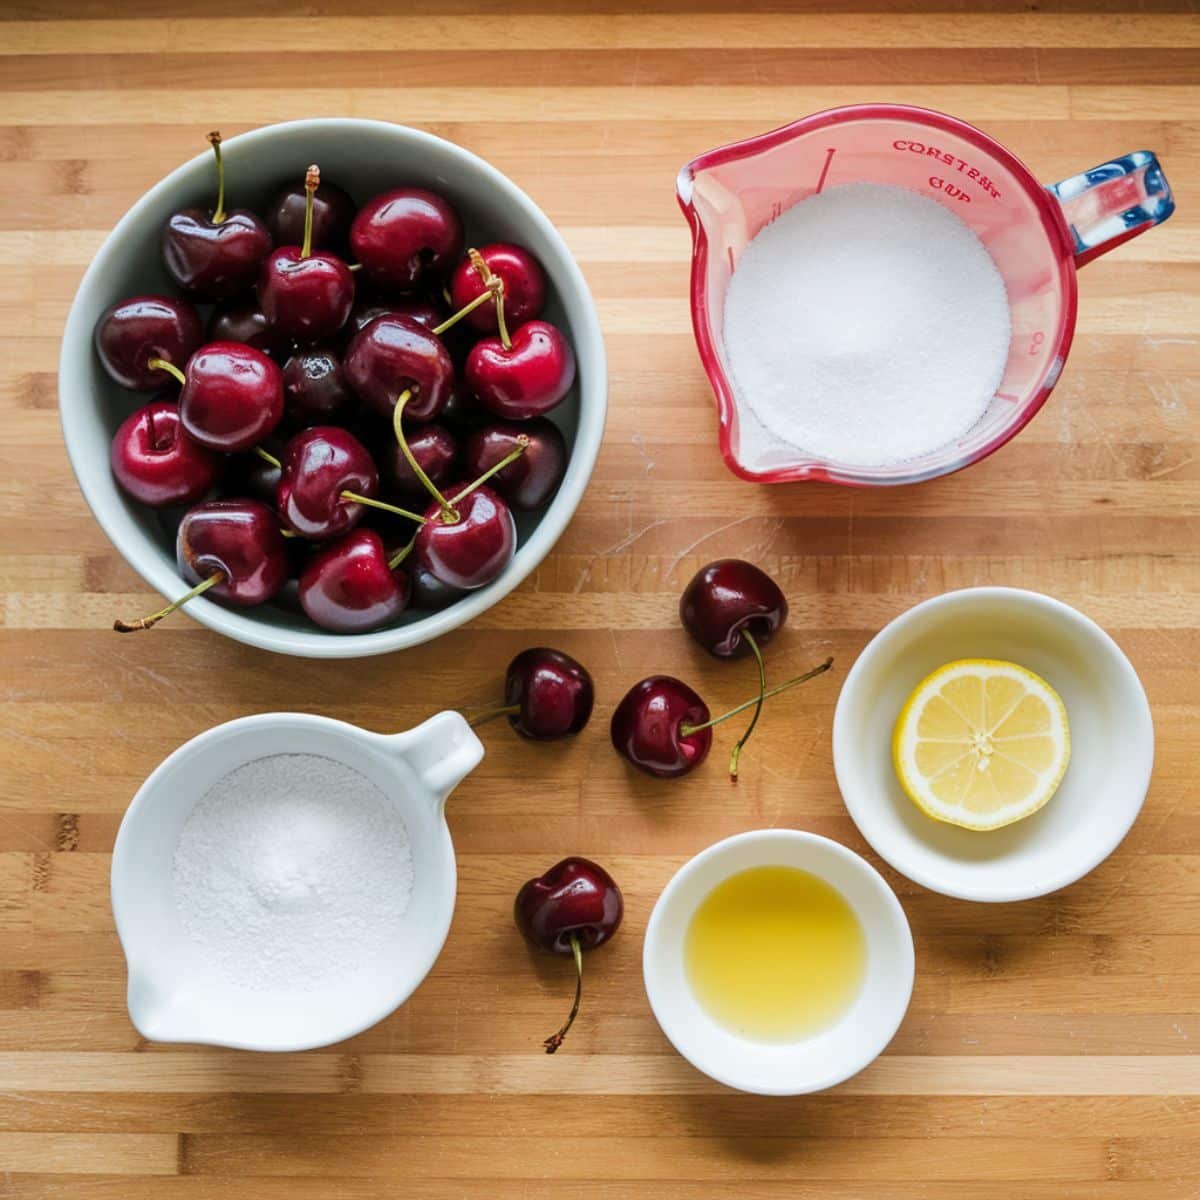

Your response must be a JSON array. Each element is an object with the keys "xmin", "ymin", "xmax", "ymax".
[{"xmin": 1, "ymin": 2, "xmax": 1198, "ymax": 1196}]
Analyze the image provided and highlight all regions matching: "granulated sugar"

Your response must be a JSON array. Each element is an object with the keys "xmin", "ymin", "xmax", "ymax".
[
  {"xmin": 172, "ymin": 754, "xmax": 413, "ymax": 991},
  {"xmin": 722, "ymin": 182, "xmax": 1011, "ymax": 467}
]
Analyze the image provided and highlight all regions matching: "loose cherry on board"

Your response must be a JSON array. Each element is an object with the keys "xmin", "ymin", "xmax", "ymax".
[
  {"xmin": 259, "ymin": 166, "xmax": 355, "ymax": 342},
  {"xmin": 162, "ymin": 132, "xmax": 272, "ymax": 302},
  {"xmin": 470, "ymin": 648, "xmax": 594, "ymax": 741},
  {"xmin": 515, "ymin": 857, "xmax": 623, "ymax": 1053},
  {"xmin": 449, "ymin": 244, "xmax": 546, "ymax": 335},
  {"xmin": 114, "ymin": 498, "xmax": 289, "ymax": 632},
  {"xmin": 266, "ymin": 173, "xmax": 354, "ymax": 253},
  {"xmin": 464, "ymin": 419, "xmax": 565, "ymax": 510},
  {"xmin": 343, "ymin": 314, "xmax": 455, "ymax": 423},
  {"xmin": 110, "ymin": 400, "xmax": 220, "ymax": 508},
  {"xmin": 94, "ymin": 295, "xmax": 204, "ymax": 390},
  {"xmin": 299, "ymin": 527, "xmax": 412, "ymax": 633},
  {"xmin": 610, "ymin": 658, "xmax": 833, "ymax": 781},
  {"xmin": 282, "ymin": 347, "xmax": 356, "ymax": 427},
  {"xmin": 349, "ymin": 187, "xmax": 464, "ymax": 292},
  {"xmin": 466, "ymin": 320, "xmax": 576, "ymax": 421},
  {"xmin": 155, "ymin": 341, "xmax": 284, "ymax": 453}
]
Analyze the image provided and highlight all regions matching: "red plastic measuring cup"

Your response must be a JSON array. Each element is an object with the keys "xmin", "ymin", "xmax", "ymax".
[{"xmin": 678, "ymin": 104, "xmax": 1175, "ymax": 487}]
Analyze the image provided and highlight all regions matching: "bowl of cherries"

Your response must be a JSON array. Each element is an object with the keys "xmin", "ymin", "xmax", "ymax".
[{"xmin": 60, "ymin": 119, "xmax": 606, "ymax": 657}]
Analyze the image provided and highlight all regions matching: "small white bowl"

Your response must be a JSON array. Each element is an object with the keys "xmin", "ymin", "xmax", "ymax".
[
  {"xmin": 833, "ymin": 587, "xmax": 1154, "ymax": 903},
  {"xmin": 643, "ymin": 830, "xmax": 914, "ymax": 1095},
  {"xmin": 59, "ymin": 118, "xmax": 606, "ymax": 658}
]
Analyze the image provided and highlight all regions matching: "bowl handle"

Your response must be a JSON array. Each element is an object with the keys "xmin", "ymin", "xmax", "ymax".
[
  {"xmin": 385, "ymin": 711, "xmax": 484, "ymax": 803},
  {"xmin": 1047, "ymin": 150, "xmax": 1174, "ymax": 268}
]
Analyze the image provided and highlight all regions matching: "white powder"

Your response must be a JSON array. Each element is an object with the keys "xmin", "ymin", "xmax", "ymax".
[
  {"xmin": 722, "ymin": 182, "xmax": 1011, "ymax": 467},
  {"xmin": 172, "ymin": 754, "xmax": 414, "ymax": 991}
]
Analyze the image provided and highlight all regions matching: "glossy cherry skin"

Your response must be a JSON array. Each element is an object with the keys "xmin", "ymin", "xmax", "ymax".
[
  {"xmin": 94, "ymin": 295, "xmax": 204, "ymax": 390},
  {"xmin": 299, "ymin": 528, "xmax": 411, "ymax": 633},
  {"xmin": 266, "ymin": 177, "xmax": 355, "ymax": 253},
  {"xmin": 162, "ymin": 208, "xmax": 272, "ymax": 302},
  {"xmin": 679, "ymin": 559, "xmax": 789, "ymax": 658},
  {"xmin": 350, "ymin": 188, "xmax": 464, "ymax": 292},
  {"xmin": 343, "ymin": 315, "xmax": 454, "ymax": 422},
  {"xmin": 410, "ymin": 561, "xmax": 465, "ymax": 610},
  {"xmin": 464, "ymin": 419, "xmax": 565, "ymax": 510},
  {"xmin": 466, "ymin": 320, "xmax": 576, "ymax": 420},
  {"xmin": 277, "ymin": 425, "xmax": 378, "ymax": 540},
  {"xmin": 209, "ymin": 296, "xmax": 290, "ymax": 360},
  {"xmin": 384, "ymin": 423, "xmax": 458, "ymax": 503},
  {"xmin": 258, "ymin": 247, "xmax": 355, "ymax": 342},
  {"xmin": 282, "ymin": 347, "xmax": 356, "ymax": 427},
  {"xmin": 178, "ymin": 341, "xmax": 285, "ymax": 452},
  {"xmin": 610, "ymin": 676, "xmax": 712, "ymax": 779},
  {"xmin": 415, "ymin": 482, "xmax": 515, "ymax": 591},
  {"xmin": 176, "ymin": 499, "xmax": 289, "ymax": 606},
  {"xmin": 110, "ymin": 400, "xmax": 219, "ymax": 508},
  {"xmin": 504, "ymin": 648, "xmax": 594, "ymax": 740},
  {"xmin": 450, "ymin": 243, "xmax": 546, "ymax": 334},
  {"xmin": 515, "ymin": 857, "xmax": 623, "ymax": 956}
]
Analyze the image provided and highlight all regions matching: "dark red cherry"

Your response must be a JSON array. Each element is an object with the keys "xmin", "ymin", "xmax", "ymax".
[
  {"xmin": 178, "ymin": 341, "xmax": 284, "ymax": 452},
  {"xmin": 410, "ymin": 561, "xmax": 465, "ymax": 610},
  {"xmin": 350, "ymin": 188, "xmax": 464, "ymax": 292},
  {"xmin": 282, "ymin": 347, "xmax": 356, "ymax": 427},
  {"xmin": 450, "ymin": 243, "xmax": 546, "ymax": 334},
  {"xmin": 503, "ymin": 648, "xmax": 594, "ymax": 740},
  {"xmin": 266, "ymin": 176, "xmax": 354, "ymax": 253},
  {"xmin": 161, "ymin": 132, "xmax": 272, "ymax": 302},
  {"xmin": 94, "ymin": 295, "xmax": 204, "ymax": 390},
  {"xmin": 177, "ymin": 498, "xmax": 289, "ymax": 605},
  {"xmin": 610, "ymin": 676, "xmax": 712, "ymax": 779},
  {"xmin": 515, "ymin": 857, "xmax": 623, "ymax": 1054},
  {"xmin": 259, "ymin": 246, "xmax": 354, "ymax": 341},
  {"xmin": 384, "ymin": 423, "xmax": 458, "ymax": 503},
  {"xmin": 680, "ymin": 560, "xmax": 788, "ymax": 658},
  {"xmin": 110, "ymin": 400, "xmax": 219, "ymax": 508},
  {"xmin": 343, "ymin": 314, "xmax": 454, "ymax": 423},
  {"xmin": 209, "ymin": 296, "xmax": 290, "ymax": 360},
  {"xmin": 466, "ymin": 320, "xmax": 575, "ymax": 420},
  {"xmin": 276, "ymin": 425, "xmax": 378, "ymax": 540},
  {"xmin": 225, "ymin": 438, "xmax": 284, "ymax": 503},
  {"xmin": 299, "ymin": 528, "xmax": 411, "ymax": 634},
  {"xmin": 415, "ymin": 482, "xmax": 515, "ymax": 591},
  {"xmin": 464, "ymin": 419, "xmax": 565, "ymax": 510}
]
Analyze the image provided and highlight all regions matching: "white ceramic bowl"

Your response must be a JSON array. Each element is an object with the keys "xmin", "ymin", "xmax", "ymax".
[
  {"xmin": 643, "ymin": 830, "xmax": 914, "ymax": 1095},
  {"xmin": 111, "ymin": 710, "xmax": 483, "ymax": 1051},
  {"xmin": 59, "ymin": 118, "xmax": 606, "ymax": 658},
  {"xmin": 833, "ymin": 588, "xmax": 1154, "ymax": 902}
]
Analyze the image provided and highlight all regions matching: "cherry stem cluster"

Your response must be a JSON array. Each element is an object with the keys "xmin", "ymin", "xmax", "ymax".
[
  {"xmin": 469, "ymin": 247, "xmax": 512, "ymax": 349},
  {"xmin": 543, "ymin": 932, "xmax": 583, "ymax": 1054}
]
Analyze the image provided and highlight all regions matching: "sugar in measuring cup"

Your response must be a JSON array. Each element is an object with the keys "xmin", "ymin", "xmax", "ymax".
[{"xmin": 678, "ymin": 103, "xmax": 1175, "ymax": 487}]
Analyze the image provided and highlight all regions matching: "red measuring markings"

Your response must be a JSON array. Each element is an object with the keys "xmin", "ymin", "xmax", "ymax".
[
  {"xmin": 891, "ymin": 139, "xmax": 1001, "ymax": 201},
  {"xmin": 816, "ymin": 148, "xmax": 836, "ymax": 194}
]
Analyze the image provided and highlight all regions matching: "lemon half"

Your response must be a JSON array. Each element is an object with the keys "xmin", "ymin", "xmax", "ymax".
[{"xmin": 892, "ymin": 659, "xmax": 1070, "ymax": 831}]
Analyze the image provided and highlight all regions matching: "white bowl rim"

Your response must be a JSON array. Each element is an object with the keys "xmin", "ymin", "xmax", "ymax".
[
  {"xmin": 832, "ymin": 586, "xmax": 1155, "ymax": 903},
  {"xmin": 59, "ymin": 117, "xmax": 607, "ymax": 659},
  {"xmin": 642, "ymin": 828, "xmax": 915, "ymax": 1095}
]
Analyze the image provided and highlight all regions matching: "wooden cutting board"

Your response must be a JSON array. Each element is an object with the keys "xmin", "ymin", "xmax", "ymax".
[{"xmin": 0, "ymin": 2, "xmax": 1197, "ymax": 1196}]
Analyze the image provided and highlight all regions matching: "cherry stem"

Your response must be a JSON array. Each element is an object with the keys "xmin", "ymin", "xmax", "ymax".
[
  {"xmin": 254, "ymin": 446, "xmax": 281, "ymax": 469},
  {"xmin": 341, "ymin": 491, "xmax": 427, "ymax": 524},
  {"xmin": 387, "ymin": 532, "xmax": 419, "ymax": 572},
  {"xmin": 301, "ymin": 164, "xmax": 319, "ymax": 258},
  {"xmin": 147, "ymin": 357, "xmax": 185, "ymax": 387},
  {"xmin": 544, "ymin": 933, "xmax": 583, "ymax": 1054},
  {"xmin": 208, "ymin": 131, "xmax": 226, "ymax": 224},
  {"xmin": 680, "ymin": 656, "xmax": 834, "ymax": 738},
  {"xmin": 392, "ymin": 389, "xmax": 458, "ymax": 522},
  {"xmin": 468, "ymin": 703, "xmax": 519, "ymax": 728},
  {"xmin": 448, "ymin": 439, "xmax": 527, "ymax": 507},
  {"xmin": 469, "ymin": 247, "xmax": 511, "ymax": 350},
  {"xmin": 432, "ymin": 285, "xmax": 498, "ymax": 336},
  {"xmin": 728, "ymin": 630, "xmax": 766, "ymax": 783},
  {"xmin": 114, "ymin": 571, "xmax": 224, "ymax": 633}
]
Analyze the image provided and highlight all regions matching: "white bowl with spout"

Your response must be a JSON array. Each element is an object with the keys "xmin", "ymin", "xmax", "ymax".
[{"xmin": 111, "ymin": 710, "xmax": 483, "ymax": 1051}]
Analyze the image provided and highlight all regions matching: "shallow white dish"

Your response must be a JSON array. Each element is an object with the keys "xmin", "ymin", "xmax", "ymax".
[
  {"xmin": 59, "ymin": 118, "xmax": 606, "ymax": 658},
  {"xmin": 643, "ymin": 830, "xmax": 914, "ymax": 1095},
  {"xmin": 833, "ymin": 587, "xmax": 1154, "ymax": 902},
  {"xmin": 111, "ymin": 709, "xmax": 482, "ymax": 1051}
]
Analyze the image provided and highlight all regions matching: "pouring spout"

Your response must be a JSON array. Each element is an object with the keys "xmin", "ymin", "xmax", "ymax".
[{"xmin": 385, "ymin": 711, "xmax": 484, "ymax": 803}]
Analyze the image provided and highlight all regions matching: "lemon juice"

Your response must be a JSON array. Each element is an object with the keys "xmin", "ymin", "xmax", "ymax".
[{"xmin": 684, "ymin": 866, "xmax": 866, "ymax": 1042}]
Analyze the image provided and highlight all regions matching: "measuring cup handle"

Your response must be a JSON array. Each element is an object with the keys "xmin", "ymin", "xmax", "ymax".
[
  {"xmin": 1047, "ymin": 150, "xmax": 1174, "ymax": 268},
  {"xmin": 387, "ymin": 711, "xmax": 484, "ymax": 802}
]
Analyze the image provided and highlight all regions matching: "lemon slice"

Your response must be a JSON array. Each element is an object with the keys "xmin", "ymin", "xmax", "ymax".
[{"xmin": 892, "ymin": 659, "xmax": 1070, "ymax": 831}]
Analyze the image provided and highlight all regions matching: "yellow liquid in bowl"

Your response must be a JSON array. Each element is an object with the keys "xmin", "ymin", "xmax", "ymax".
[{"xmin": 684, "ymin": 866, "xmax": 867, "ymax": 1042}]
